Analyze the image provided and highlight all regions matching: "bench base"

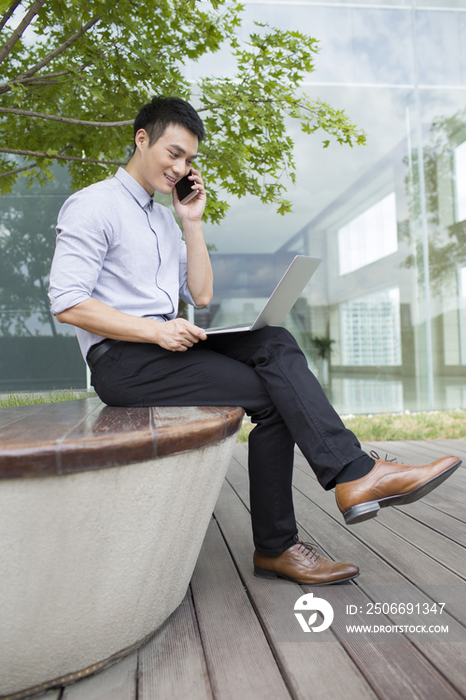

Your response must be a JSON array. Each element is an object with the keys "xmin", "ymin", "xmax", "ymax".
[{"xmin": 0, "ymin": 402, "xmax": 243, "ymax": 699}]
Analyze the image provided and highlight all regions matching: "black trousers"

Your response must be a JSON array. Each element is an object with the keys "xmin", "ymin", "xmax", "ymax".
[{"xmin": 90, "ymin": 326, "xmax": 364, "ymax": 555}]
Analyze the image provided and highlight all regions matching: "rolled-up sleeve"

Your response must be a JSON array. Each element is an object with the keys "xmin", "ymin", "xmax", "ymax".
[
  {"xmin": 49, "ymin": 191, "xmax": 113, "ymax": 316},
  {"xmin": 48, "ymin": 168, "xmax": 200, "ymax": 359}
]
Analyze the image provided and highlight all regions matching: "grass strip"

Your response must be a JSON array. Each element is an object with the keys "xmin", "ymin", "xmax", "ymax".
[
  {"xmin": 238, "ymin": 409, "xmax": 466, "ymax": 442},
  {"xmin": 0, "ymin": 390, "xmax": 91, "ymax": 408}
]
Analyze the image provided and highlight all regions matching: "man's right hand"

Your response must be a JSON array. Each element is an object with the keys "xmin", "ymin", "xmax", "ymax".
[
  {"xmin": 154, "ymin": 318, "xmax": 207, "ymax": 352},
  {"xmin": 55, "ymin": 298, "xmax": 207, "ymax": 351}
]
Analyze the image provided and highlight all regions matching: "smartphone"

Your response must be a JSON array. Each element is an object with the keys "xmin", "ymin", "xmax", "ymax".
[{"xmin": 175, "ymin": 170, "xmax": 198, "ymax": 204}]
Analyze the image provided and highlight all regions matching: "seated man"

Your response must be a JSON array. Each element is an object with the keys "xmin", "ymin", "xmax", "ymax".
[{"xmin": 48, "ymin": 96, "xmax": 460, "ymax": 586}]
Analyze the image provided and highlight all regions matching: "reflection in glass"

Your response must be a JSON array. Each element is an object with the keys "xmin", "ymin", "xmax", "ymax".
[
  {"xmin": 2, "ymin": 0, "xmax": 466, "ymax": 414},
  {"xmin": 338, "ymin": 193, "xmax": 398, "ymax": 275},
  {"xmin": 0, "ymin": 168, "xmax": 85, "ymax": 390},
  {"xmin": 340, "ymin": 288, "xmax": 402, "ymax": 366},
  {"xmin": 454, "ymin": 140, "xmax": 466, "ymax": 222},
  {"xmin": 331, "ymin": 377, "xmax": 404, "ymax": 416}
]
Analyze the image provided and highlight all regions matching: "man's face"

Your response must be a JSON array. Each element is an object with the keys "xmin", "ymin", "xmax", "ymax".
[{"xmin": 134, "ymin": 123, "xmax": 199, "ymax": 195}]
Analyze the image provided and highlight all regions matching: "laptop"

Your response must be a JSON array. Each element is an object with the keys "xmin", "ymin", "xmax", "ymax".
[{"xmin": 205, "ymin": 255, "xmax": 321, "ymax": 335}]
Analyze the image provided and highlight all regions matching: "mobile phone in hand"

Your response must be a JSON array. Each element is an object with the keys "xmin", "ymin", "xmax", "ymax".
[{"xmin": 175, "ymin": 170, "xmax": 198, "ymax": 204}]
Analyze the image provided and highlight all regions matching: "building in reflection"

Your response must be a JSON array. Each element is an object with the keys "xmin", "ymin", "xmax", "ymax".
[{"xmin": 2, "ymin": 0, "xmax": 466, "ymax": 415}]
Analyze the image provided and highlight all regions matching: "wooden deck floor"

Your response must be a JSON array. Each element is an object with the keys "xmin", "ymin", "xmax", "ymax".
[{"xmin": 35, "ymin": 440, "xmax": 466, "ymax": 700}]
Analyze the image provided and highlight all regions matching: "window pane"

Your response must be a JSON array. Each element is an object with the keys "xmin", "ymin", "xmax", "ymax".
[
  {"xmin": 339, "ymin": 288, "xmax": 402, "ymax": 366},
  {"xmin": 455, "ymin": 140, "xmax": 466, "ymax": 222},
  {"xmin": 338, "ymin": 193, "xmax": 398, "ymax": 275}
]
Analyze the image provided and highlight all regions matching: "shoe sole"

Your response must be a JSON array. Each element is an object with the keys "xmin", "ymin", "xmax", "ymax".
[
  {"xmin": 342, "ymin": 459, "xmax": 461, "ymax": 525},
  {"xmin": 253, "ymin": 566, "xmax": 360, "ymax": 585}
]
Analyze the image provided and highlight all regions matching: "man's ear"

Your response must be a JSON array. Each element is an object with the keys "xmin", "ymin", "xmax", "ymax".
[{"xmin": 134, "ymin": 128, "xmax": 148, "ymax": 151}]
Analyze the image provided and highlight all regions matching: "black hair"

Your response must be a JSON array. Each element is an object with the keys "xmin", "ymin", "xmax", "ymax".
[{"xmin": 133, "ymin": 96, "xmax": 205, "ymax": 147}]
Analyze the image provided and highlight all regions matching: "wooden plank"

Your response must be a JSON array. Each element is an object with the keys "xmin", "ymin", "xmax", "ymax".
[
  {"xmin": 445, "ymin": 468, "xmax": 466, "ymax": 491},
  {"xmin": 222, "ymin": 453, "xmax": 466, "ymax": 700},
  {"xmin": 138, "ymin": 592, "xmax": 213, "ymax": 700},
  {"xmin": 0, "ymin": 403, "xmax": 42, "ymax": 429},
  {"xmin": 190, "ymin": 518, "xmax": 291, "ymax": 700},
  {"xmin": 404, "ymin": 441, "xmax": 466, "ymax": 462},
  {"xmin": 152, "ymin": 405, "xmax": 243, "ymax": 458},
  {"xmin": 430, "ymin": 440, "xmax": 466, "ymax": 462},
  {"xmin": 314, "ymin": 585, "xmax": 464, "ymax": 700},
  {"xmin": 420, "ymin": 490, "xmax": 466, "ymax": 522},
  {"xmin": 413, "ymin": 480, "xmax": 466, "ymax": 506},
  {"xmin": 214, "ymin": 477, "xmax": 377, "ymax": 700},
  {"xmin": 60, "ymin": 404, "xmax": 154, "ymax": 473},
  {"xmin": 293, "ymin": 450, "xmax": 317, "ymax": 479},
  {"xmin": 0, "ymin": 401, "xmax": 243, "ymax": 478},
  {"xmin": 360, "ymin": 440, "xmax": 459, "ymax": 466},
  {"xmin": 61, "ymin": 652, "xmax": 137, "ymax": 700},
  {"xmin": 32, "ymin": 691, "xmax": 62, "ymax": 700},
  {"xmin": 361, "ymin": 440, "xmax": 441, "ymax": 463},
  {"xmin": 393, "ymin": 500, "xmax": 466, "ymax": 548},
  {"xmin": 286, "ymin": 465, "xmax": 466, "ymax": 698},
  {"xmin": 372, "ymin": 505, "xmax": 466, "ymax": 580},
  {"xmin": 230, "ymin": 446, "xmax": 466, "ymax": 698},
  {"xmin": 0, "ymin": 399, "xmax": 102, "ymax": 478}
]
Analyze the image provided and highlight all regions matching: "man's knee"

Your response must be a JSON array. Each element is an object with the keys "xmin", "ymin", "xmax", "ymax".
[{"xmin": 254, "ymin": 325, "xmax": 296, "ymax": 346}]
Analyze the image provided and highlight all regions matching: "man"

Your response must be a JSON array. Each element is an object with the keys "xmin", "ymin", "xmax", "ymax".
[{"xmin": 49, "ymin": 96, "xmax": 460, "ymax": 586}]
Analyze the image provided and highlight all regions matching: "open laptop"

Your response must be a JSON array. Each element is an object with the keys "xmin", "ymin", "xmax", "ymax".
[{"xmin": 205, "ymin": 255, "xmax": 321, "ymax": 335}]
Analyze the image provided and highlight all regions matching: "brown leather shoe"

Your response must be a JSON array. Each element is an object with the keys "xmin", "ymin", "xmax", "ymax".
[
  {"xmin": 335, "ymin": 455, "xmax": 461, "ymax": 525},
  {"xmin": 253, "ymin": 540, "xmax": 359, "ymax": 585}
]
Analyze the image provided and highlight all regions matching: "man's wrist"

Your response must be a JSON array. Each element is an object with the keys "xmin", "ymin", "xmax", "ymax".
[
  {"xmin": 181, "ymin": 219, "xmax": 204, "ymax": 235},
  {"xmin": 144, "ymin": 318, "xmax": 164, "ymax": 345}
]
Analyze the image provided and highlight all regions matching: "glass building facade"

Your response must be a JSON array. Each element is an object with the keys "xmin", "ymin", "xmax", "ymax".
[{"xmin": 2, "ymin": 0, "xmax": 466, "ymax": 416}]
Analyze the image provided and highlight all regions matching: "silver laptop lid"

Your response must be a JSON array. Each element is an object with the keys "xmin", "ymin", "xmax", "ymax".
[{"xmin": 206, "ymin": 255, "xmax": 321, "ymax": 334}]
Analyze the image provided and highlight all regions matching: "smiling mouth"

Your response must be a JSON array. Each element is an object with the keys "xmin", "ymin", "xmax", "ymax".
[{"xmin": 164, "ymin": 174, "xmax": 177, "ymax": 185}]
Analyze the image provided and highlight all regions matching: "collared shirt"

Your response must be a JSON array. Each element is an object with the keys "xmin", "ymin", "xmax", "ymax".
[{"xmin": 48, "ymin": 168, "xmax": 195, "ymax": 359}]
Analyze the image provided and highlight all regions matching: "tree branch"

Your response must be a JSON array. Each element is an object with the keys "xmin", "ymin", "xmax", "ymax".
[
  {"xmin": 0, "ymin": 106, "xmax": 133, "ymax": 127},
  {"xmin": 0, "ymin": 0, "xmax": 47, "ymax": 65},
  {"xmin": 0, "ymin": 0, "xmax": 23, "ymax": 33},
  {"xmin": 0, "ymin": 69, "xmax": 72, "ymax": 93},
  {"xmin": 0, "ymin": 147, "xmax": 125, "ymax": 166},
  {"xmin": 10, "ymin": 68, "xmax": 70, "ymax": 81},
  {"xmin": 13, "ymin": 13, "xmax": 102, "ymax": 81},
  {"xmin": 0, "ymin": 161, "xmax": 38, "ymax": 179}
]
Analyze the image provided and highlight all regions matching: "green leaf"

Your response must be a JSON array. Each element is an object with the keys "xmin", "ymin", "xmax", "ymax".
[{"xmin": 0, "ymin": 0, "xmax": 364, "ymax": 223}]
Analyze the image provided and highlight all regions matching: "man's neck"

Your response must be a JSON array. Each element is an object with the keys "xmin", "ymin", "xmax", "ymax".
[{"xmin": 125, "ymin": 156, "xmax": 154, "ymax": 196}]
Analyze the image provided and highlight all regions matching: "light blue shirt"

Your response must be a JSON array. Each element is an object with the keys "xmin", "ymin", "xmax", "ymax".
[{"xmin": 49, "ymin": 168, "xmax": 196, "ymax": 359}]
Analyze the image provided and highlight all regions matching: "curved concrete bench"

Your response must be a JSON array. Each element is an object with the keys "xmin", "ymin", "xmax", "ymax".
[{"xmin": 0, "ymin": 398, "xmax": 244, "ymax": 700}]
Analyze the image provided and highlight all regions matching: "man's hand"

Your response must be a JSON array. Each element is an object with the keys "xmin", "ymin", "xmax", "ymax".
[
  {"xmin": 55, "ymin": 299, "xmax": 208, "ymax": 351},
  {"xmin": 172, "ymin": 168, "xmax": 206, "ymax": 223},
  {"xmin": 172, "ymin": 167, "xmax": 213, "ymax": 308},
  {"xmin": 154, "ymin": 318, "xmax": 207, "ymax": 352}
]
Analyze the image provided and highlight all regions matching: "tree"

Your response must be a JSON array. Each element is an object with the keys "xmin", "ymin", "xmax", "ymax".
[
  {"xmin": 0, "ymin": 0, "xmax": 366, "ymax": 223},
  {"xmin": 0, "ymin": 164, "xmax": 69, "ymax": 336},
  {"xmin": 400, "ymin": 107, "xmax": 466, "ymax": 295}
]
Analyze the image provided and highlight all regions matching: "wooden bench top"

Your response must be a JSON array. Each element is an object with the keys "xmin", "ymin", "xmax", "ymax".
[{"xmin": 0, "ymin": 398, "xmax": 244, "ymax": 480}]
